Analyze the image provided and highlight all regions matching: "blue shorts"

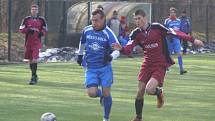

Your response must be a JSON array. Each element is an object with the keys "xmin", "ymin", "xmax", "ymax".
[
  {"xmin": 167, "ymin": 37, "xmax": 181, "ymax": 54},
  {"xmin": 85, "ymin": 64, "xmax": 113, "ymax": 88}
]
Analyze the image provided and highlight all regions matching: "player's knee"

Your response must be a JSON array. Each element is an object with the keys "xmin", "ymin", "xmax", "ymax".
[
  {"xmin": 145, "ymin": 87, "xmax": 155, "ymax": 95},
  {"xmin": 136, "ymin": 88, "xmax": 145, "ymax": 98},
  {"xmin": 102, "ymin": 91, "xmax": 110, "ymax": 97},
  {"xmin": 177, "ymin": 52, "xmax": 182, "ymax": 56},
  {"xmin": 102, "ymin": 88, "xmax": 110, "ymax": 97},
  {"xmin": 87, "ymin": 90, "xmax": 97, "ymax": 98}
]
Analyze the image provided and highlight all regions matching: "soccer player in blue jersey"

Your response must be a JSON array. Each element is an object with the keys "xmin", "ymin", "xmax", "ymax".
[
  {"xmin": 164, "ymin": 7, "xmax": 187, "ymax": 75},
  {"xmin": 77, "ymin": 9, "xmax": 120, "ymax": 121}
]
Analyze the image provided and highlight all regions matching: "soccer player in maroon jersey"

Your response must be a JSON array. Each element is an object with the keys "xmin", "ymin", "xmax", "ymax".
[
  {"xmin": 112, "ymin": 9, "xmax": 203, "ymax": 121},
  {"xmin": 19, "ymin": 4, "xmax": 48, "ymax": 85}
]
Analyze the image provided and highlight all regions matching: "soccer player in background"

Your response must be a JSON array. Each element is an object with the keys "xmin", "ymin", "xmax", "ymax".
[
  {"xmin": 112, "ymin": 9, "xmax": 203, "ymax": 121},
  {"xmin": 179, "ymin": 10, "xmax": 192, "ymax": 54},
  {"xmin": 19, "ymin": 4, "xmax": 48, "ymax": 85},
  {"xmin": 164, "ymin": 7, "xmax": 187, "ymax": 75},
  {"xmin": 77, "ymin": 9, "xmax": 120, "ymax": 121}
]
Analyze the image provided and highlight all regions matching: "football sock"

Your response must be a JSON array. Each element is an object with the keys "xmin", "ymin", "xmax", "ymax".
[
  {"xmin": 135, "ymin": 98, "xmax": 144, "ymax": 119},
  {"xmin": 178, "ymin": 56, "xmax": 184, "ymax": 71},
  {"xmin": 155, "ymin": 87, "xmax": 162, "ymax": 96},
  {"xmin": 32, "ymin": 63, "xmax": 37, "ymax": 76},
  {"xmin": 103, "ymin": 95, "xmax": 112, "ymax": 119},
  {"xmin": 30, "ymin": 63, "xmax": 33, "ymax": 76},
  {"xmin": 96, "ymin": 89, "xmax": 102, "ymax": 97}
]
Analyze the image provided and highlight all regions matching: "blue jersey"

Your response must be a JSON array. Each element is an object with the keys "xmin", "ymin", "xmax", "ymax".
[
  {"xmin": 164, "ymin": 18, "xmax": 181, "ymax": 41},
  {"xmin": 164, "ymin": 18, "xmax": 182, "ymax": 53},
  {"xmin": 164, "ymin": 18, "xmax": 181, "ymax": 30},
  {"xmin": 80, "ymin": 25, "xmax": 119, "ymax": 69},
  {"xmin": 179, "ymin": 16, "xmax": 191, "ymax": 34}
]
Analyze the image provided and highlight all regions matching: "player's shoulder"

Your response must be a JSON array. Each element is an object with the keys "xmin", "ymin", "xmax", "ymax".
[
  {"xmin": 151, "ymin": 22, "xmax": 169, "ymax": 32},
  {"xmin": 130, "ymin": 28, "xmax": 141, "ymax": 35},
  {"xmin": 104, "ymin": 26, "xmax": 115, "ymax": 35},
  {"xmin": 164, "ymin": 18, "xmax": 171, "ymax": 24},
  {"xmin": 83, "ymin": 25, "xmax": 93, "ymax": 33},
  {"xmin": 176, "ymin": 18, "xmax": 181, "ymax": 22},
  {"xmin": 38, "ymin": 16, "xmax": 46, "ymax": 21},
  {"xmin": 129, "ymin": 28, "xmax": 142, "ymax": 39},
  {"xmin": 23, "ymin": 16, "xmax": 31, "ymax": 21}
]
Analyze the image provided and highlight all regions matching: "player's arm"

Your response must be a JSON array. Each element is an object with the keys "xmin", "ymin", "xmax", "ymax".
[
  {"xmin": 168, "ymin": 28, "xmax": 204, "ymax": 47},
  {"xmin": 153, "ymin": 23, "xmax": 203, "ymax": 47},
  {"xmin": 76, "ymin": 30, "xmax": 86, "ymax": 66},
  {"xmin": 38, "ymin": 17, "xmax": 48, "ymax": 38},
  {"xmin": 105, "ymin": 29, "xmax": 121, "ymax": 63},
  {"xmin": 19, "ymin": 17, "xmax": 32, "ymax": 34},
  {"xmin": 112, "ymin": 28, "xmax": 140, "ymax": 55}
]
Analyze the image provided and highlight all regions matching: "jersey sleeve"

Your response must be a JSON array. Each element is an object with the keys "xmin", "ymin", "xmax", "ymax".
[
  {"xmin": 19, "ymin": 17, "xmax": 29, "ymax": 34},
  {"xmin": 80, "ymin": 29, "xmax": 86, "ymax": 44},
  {"xmin": 39, "ymin": 17, "xmax": 48, "ymax": 35},
  {"xmin": 77, "ymin": 30, "xmax": 87, "ymax": 55},
  {"xmin": 122, "ymin": 28, "xmax": 141, "ymax": 55},
  {"xmin": 168, "ymin": 28, "xmax": 194, "ymax": 43},
  {"xmin": 105, "ymin": 28, "xmax": 120, "ymax": 60},
  {"xmin": 107, "ymin": 28, "xmax": 120, "ymax": 47}
]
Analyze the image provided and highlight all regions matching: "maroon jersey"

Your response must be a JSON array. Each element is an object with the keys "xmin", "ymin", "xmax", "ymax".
[
  {"xmin": 19, "ymin": 16, "xmax": 48, "ymax": 49},
  {"xmin": 122, "ymin": 23, "xmax": 194, "ymax": 68}
]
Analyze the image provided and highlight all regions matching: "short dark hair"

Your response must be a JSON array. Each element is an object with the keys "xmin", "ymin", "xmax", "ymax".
[
  {"xmin": 31, "ymin": 4, "xmax": 39, "ymax": 8},
  {"xmin": 182, "ymin": 10, "xmax": 186, "ymax": 13},
  {"xmin": 92, "ymin": 8, "xmax": 105, "ymax": 18},
  {"xmin": 97, "ymin": 5, "xmax": 104, "ymax": 11},
  {"xmin": 169, "ymin": 7, "xmax": 177, "ymax": 12},
  {"xmin": 134, "ymin": 9, "xmax": 146, "ymax": 17}
]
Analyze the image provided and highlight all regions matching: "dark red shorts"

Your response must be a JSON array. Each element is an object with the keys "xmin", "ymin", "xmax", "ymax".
[
  {"xmin": 138, "ymin": 65, "xmax": 166, "ymax": 86},
  {"xmin": 24, "ymin": 47, "xmax": 39, "ymax": 60}
]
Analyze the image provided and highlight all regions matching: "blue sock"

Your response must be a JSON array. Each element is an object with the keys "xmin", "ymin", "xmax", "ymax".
[
  {"xmin": 96, "ymin": 89, "xmax": 102, "ymax": 97},
  {"xmin": 103, "ymin": 95, "xmax": 112, "ymax": 119},
  {"xmin": 178, "ymin": 56, "xmax": 184, "ymax": 71}
]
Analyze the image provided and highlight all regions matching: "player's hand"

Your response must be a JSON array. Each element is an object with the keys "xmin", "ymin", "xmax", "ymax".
[
  {"xmin": 38, "ymin": 32, "xmax": 44, "ymax": 38},
  {"xmin": 77, "ymin": 55, "xmax": 83, "ymax": 66},
  {"xmin": 104, "ymin": 53, "xmax": 113, "ymax": 64},
  {"xmin": 28, "ymin": 28, "xmax": 34, "ymax": 35},
  {"xmin": 30, "ymin": 28, "xmax": 40, "ymax": 32},
  {"xmin": 112, "ymin": 43, "xmax": 122, "ymax": 51},
  {"xmin": 193, "ymin": 39, "xmax": 204, "ymax": 47},
  {"xmin": 167, "ymin": 28, "xmax": 176, "ymax": 35}
]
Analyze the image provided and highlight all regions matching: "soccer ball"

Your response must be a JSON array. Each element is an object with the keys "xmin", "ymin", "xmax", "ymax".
[{"xmin": 40, "ymin": 112, "xmax": 57, "ymax": 121}]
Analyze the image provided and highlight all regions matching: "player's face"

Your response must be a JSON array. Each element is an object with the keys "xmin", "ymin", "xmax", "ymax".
[
  {"xmin": 170, "ymin": 10, "xmax": 176, "ymax": 17},
  {"xmin": 134, "ymin": 15, "xmax": 148, "ymax": 29},
  {"xmin": 31, "ymin": 7, "xmax": 38, "ymax": 17},
  {"xmin": 181, "ymin": 13, "xmax": 186, "ymax": 17},
  {"xmin": 92, "ymin": 14, "xmax": 105, "ymax": 30}
]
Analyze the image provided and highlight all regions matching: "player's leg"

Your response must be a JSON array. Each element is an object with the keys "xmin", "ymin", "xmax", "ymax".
[
  {"xmin": 174, "ymin": 39, "xmax": 187, "ymax": 75},
  {"xmin": 131, "ymin": 67, "xmax": 150, "ymax": 121},
  {"xmin": 145, "ymin": 77, "xmax": 164, "ymax": 108},
  {"xmin": 24, "ymin": 47, "xmax": 35, "ymax": 84},
  {"xmin": 100, "ymin": 65, "xmax": 113, "ymax": 121},
  {"xmin": 102, "ymin": 87, "xmax": 111, "ymax": 121},
  {"xmin": 182, "ymin": 40, "xmax": 188, "ymax": 54},
  {"xmin": 131, "ymin": 81, "xmax": 146, "ymax": 121},
  {"xmin": 29, "ymin": 48, "xmax": 40, "ymax": 85},
  {"xmin": 85, "ymin": 68, "xmax": 102, "ymax": 98},
  {"xmin": 145, "ymin": 67, "xmax": 166, "ymax": 108},
  {"xmin": 167, "ymin": 37, "xmax": 174, "ymax": 55}
]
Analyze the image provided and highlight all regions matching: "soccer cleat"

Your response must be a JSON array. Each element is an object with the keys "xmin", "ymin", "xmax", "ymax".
[
  {"xmin": 180, "ymin": 70, "xmax": 187, "ymax": 75},
  {"xmin": 29, "ymin": 75, "xmax": 38, "ymax": 85},
  {"xmin": 157, "ymin": 89, "xmax": 164, "ymax": 108},
  {"xmin": 100, "ymin": 96, "xmax": 104, "ymax": 106},
  {"xmin": 103, "ymin": 118, "xmax": 110, "ymax": 121},
  {"xmin": 130, "ymin": 117, "xmax": 142, "ymax": 121}
]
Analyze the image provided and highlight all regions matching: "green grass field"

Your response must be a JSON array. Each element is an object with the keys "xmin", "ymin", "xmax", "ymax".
[{"xmin": 0, "ymin": 54, "xmax": 215, "ymax": 121}]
